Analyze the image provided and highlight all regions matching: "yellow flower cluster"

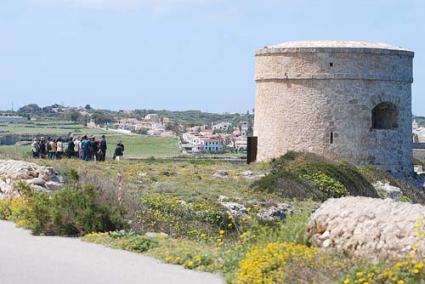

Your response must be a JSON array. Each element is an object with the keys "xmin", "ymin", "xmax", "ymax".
[
  {"xmin": 343, "ymin": 260, "xmax": 425, "ymax": 284},
  {"xmin": 235, "ymin": 242, "xmax": 318, "ymax": 284}
]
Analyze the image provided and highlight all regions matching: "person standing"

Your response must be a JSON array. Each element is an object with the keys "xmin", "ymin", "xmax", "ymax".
[
  {"xmin": 49, "ymin": 139, "xmax": 57, "ymax": 160},
  {"xmin": 56, "ymin": 138, "xmax": 63, "ymax": 159},
  {"xmin": 113, "ymin": 141, "xmax": 125, "ymax": 161},
  {"xmin": 67, "ymin": 137, "xmax": 75, "ymax": 158},
  {"xmin": 39, "ymin": 138, "xmax": 47, "ymax": 159},
  {"xmin": 99, "ymin": 135, "xmax": 107, "ymax": 161},
  {"xmin": 31, "ymin": 138, "xmax": 40, "ymax": 158},
  {"xmin": 81, "ymin": 136, "xmax": 90, "ymax": 161}
]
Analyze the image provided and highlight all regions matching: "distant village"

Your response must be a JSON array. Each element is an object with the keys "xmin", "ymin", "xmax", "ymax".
[
  {"xmin": 0, "ymin": 104, "xmax": 251, "ymax": 155},
  {"xmin": 101, "ymin": 114, "xmax": 249, "ymax": 154}
]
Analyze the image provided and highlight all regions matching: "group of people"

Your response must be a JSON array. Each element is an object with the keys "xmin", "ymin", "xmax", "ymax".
[{"xmin": 31, "ymin": 135, "xmax": 125, "ymax": 161}]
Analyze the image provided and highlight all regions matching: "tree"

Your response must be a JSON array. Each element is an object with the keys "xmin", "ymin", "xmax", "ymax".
[
  {"xmin": 85, "ymin": 104, "xmax": 92, "ymax": 111},
  {"xmin": 91, "ymin": 111, "xmax": 114, "ymax": 125},
  {"xmin": 18, "ymin": 104, "xmax": 42, "ymax": 115}
]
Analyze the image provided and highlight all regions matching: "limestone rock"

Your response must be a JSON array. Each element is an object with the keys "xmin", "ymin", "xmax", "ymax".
[
  {"xmin": 373, "ymin": 181, "xmax": 402, "ymax": 201},
  {"xmin": 307, "ymin": 197, "xmax": 425, "ymax": 261},
  {"xmin": 257, "ymin": 203, "xmax": 293, "ymax": 222},
  {"xmin": 0, "ymin": 160, "xmax": 64, "ymax": 199},
  {"xmin": 220, "ymin": 202, "xmax": 249, "ymax": 218},
  {"xmin": 213, "ymin": 170, "xmax": 229, "ymax": 179},
  {"xmin": 239, "ymin": 171, "xmax": 265, "ymax": 181},
  {"xmin": 145, "ymin": 232, "xmax": 169, "ymax": 239}
]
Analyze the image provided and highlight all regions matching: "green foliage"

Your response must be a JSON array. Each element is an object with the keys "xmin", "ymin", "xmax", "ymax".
[
  {"xmin": 83, "ymin": 231, "xmax": 159, "ymax": 253},
  {"xmin": 342, "ymin": 260, "xmax": 425, "ymax": 284},
  {"xmin": 252, "ymin": 152, "xmax": 378, "ymax": 201},
  {"xmin": 49, "ymin": 184, "xmax": 127, "ymax": 236},
  {"xmin": 0, "ymin": 199, "xmax": 12, "ymax": 220},
  {"xmin": 301, "ymin": 171, "xmax": 349, "ymax": 198},
  {"xmin": 135, "ymin": 195, "xmax": 236, "ymax": 238},
  {"xmin": 3, "ymin": 182, "xmax": 127, "ymax": 236}
]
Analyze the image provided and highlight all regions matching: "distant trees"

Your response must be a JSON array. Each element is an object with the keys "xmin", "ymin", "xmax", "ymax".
[
  {"xmin": 18, "ymin": 104, "xmax": 42, "ymax": 115},
  {"xmin": 91, "ymin": 111, "xmax": 114, "ymax": 125}
]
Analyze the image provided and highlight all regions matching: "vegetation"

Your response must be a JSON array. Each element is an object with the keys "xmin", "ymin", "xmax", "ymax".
[
  {"xmin": 1, "ymin": 152, "xmax": 425, "ymax": 283},
  {"xmin": 0, "ymin": 182, "xmax": 127, "ymax": 236},
  {"xmin": 251, "ymin": 152, "xmax": 378, "ymax": 201}
]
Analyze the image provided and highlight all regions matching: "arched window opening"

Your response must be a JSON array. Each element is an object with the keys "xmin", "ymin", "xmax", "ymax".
[{"xmin": 372, "ymin": 102, "xmax": 399, "ymax": 129}]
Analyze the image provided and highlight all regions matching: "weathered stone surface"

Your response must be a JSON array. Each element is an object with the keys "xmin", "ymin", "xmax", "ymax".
[
  {"xmin": 373, "ymin": 181, "xmax": 403, "ymax": 201},
  {"xmin": 239, "ymin": 171, "xmax": 265, "ymax": 181},
  {"xmin": 307, "ymin": 197, "xmax": 425, "ymax": 261},
  {"xmin": 0, "ymin": 160, "xmax": 64, "ymax": 199},
  {"xmin": 220, "ymin": 202, "xmax": 249, "ymax": 218},
  {"xmin": 257, "ymin": 203, "xmax": 293, "ymax": 222},
  {"xmin": 145, "ymin": 232, "xmax": 169, "ymax": 239},
  {"xmin": 213, "ymin": 170, "xmax": 229, "ymax": 179},
  {"xmin": 254, "ymin": 40, "xmax": 413, "ymax": 176}
]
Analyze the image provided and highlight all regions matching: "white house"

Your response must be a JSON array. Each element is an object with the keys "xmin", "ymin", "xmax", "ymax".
[{"xmin": 212, "ymin": 122, "xmax": 232, "ymax": 132}]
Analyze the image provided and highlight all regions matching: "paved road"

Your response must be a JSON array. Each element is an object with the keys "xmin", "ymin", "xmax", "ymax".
[{"xmin": 0, "ymin": 221, "xmax": 223, "ymax": 284}]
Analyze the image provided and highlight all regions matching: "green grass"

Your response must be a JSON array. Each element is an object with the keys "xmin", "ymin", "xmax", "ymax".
[{"xmin": 0, "ymin": 120, "xmax": 181, "ymax": 159}]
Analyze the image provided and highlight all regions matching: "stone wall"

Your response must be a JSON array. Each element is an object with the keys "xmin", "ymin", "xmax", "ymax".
[{"xmin": 254, "ymin": 42, "xmax": 414, "ymax": 175}]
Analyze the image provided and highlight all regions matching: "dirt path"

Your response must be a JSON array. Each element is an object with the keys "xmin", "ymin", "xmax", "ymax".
[{"xmin": 0, "ymin": 221, "xmax": 223, "ymax": 284}]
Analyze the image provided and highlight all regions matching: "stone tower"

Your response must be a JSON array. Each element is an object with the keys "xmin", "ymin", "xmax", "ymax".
[{"xmin": 254, "ymin": 41, "xmax": 414, "ymax": 175}]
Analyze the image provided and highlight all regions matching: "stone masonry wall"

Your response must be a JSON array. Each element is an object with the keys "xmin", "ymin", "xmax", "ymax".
[{"xmin": 254, "ymin": 45, "xmax": 414, "ymax": 175}]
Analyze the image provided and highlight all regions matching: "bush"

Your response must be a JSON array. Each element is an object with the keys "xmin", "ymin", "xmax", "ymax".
[
  {"xmin": 49, "ymin": 184, "xmax": 127, "ymax": 236},
  {"xmin": 4, "ymin": 182, "xmax": 127, "ymax": 236},
  {"xmin": 134, "ymin": 195, "xmax": 237, "ymax": 238},
  {"xmin": 252, "ymin": 152, "xmax": 378, "ymax": 201},
  {"xmin": 0, "ymin": 199, "xmax": 12, "ymax": 220},
  {"xmin": 342, "ymin": 260, "xmax": 425, "ymax": 284},
  {"xmin": 84, "ymin": 231, "xmax": 159, "ymax": 253},
  {"xmin": 235, "ymin": 242, "xmax": 350, "ymax": 284}
]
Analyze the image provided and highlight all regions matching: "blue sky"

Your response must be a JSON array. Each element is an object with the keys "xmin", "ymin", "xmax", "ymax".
[{"xmin": 0, "ymin": 0, "xmax": 424, "ymax": 114}]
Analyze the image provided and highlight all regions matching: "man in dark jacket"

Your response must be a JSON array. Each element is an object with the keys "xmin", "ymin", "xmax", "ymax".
[
  {"xmin": 113, "ymin": 141, "xmax": 125, "ymax": 160},
  {"xmin": 99, "ymin": 135, "xmax": 107, "ymax": 161}
]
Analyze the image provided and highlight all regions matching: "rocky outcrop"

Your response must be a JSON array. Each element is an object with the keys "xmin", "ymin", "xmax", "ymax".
[
  {"xmin": 0, "ymin": 160, "xmax": 64, "ymax": 199},
  {"xmin": 373, "ymin": 181, "xmax": 402, "ymax": 201},
  {"xmin": 257, "ymin": 203, "xmax": 293, "ymax": 222},
  {"xmin": 307, "ymin": 197, "xmax": 425, "ymax": 261},
  {"xmin": 220, "ymin": 201, "xmax": 249, "ymax": 218},
  {"xmin": 239, "ymin": 171, "xmax": 265, "ymax": 181},
  {"xmin": 213, "ymin": 170, "xmax": 230, "ymax": 179}
]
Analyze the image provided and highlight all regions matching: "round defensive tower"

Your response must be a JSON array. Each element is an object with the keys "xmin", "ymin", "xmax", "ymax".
[{"xmin": 253, "ymin": 41, "xmax": 414, "ymax": 175}]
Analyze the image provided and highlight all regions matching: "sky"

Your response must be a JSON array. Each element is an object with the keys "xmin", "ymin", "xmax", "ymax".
[{"xmin": 0, "ymin": 0, "xmax": 424, "ymax": 114}]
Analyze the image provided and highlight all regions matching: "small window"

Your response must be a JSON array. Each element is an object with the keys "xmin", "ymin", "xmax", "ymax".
[
  {"xmin": 330, "ymin": 132, "xmax": 334, "ymax": 144},
  {"xmin": 329, "ymin": 62, "xmax": 334, "ymax": 67}
]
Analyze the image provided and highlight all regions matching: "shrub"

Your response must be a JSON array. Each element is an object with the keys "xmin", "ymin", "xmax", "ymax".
[
  {"xmin": 342, "ymin": 260, "xmax": 425, "ymax": 284},
  {"xmin": 4, "ymin": 182, "xmax": 127, "ymax": 236},
  {"xmin": 0, "ymin": 199, "xmax": 12, "ymax": 220},
  {"xmin": 148, "ymin": 238, "xmax": 218, "ymax": 271},
  {"xmin": 134, "ymin": 195, "xmax": 237, "ymax": 238},
  {"xmin": 84, "ymin": 231, "xmax": 159, "ymax": 253},
  {"xmin": 235, "ymin": 242, "xmax": 350, "ymax": 284},
  {"xmin": 301, "ymin": 171, "xmax": 349, "ymax": 198},
  {"xmin": 252, "ymin": 152, "xmax": 378, "ymax": 201},
  {"xmin": 49, "ymin": 184, "xmax": 127, "ymax": 236}
]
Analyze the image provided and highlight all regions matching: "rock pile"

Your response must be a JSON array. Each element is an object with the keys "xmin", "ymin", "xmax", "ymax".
[
  {"xmin": 0, "ymin": 160, "xmax": 64, "ymax": 199},
  {"xmin": 257, "ymin": 203, "xmax": 293, "ymax": 222},
  {"xmin": 373, "ymin": 181, "xmax": 402, "ymax": 201},
  {"xmin": 307, "ymin": 197, "xmax": 425, "ymax": 261}
]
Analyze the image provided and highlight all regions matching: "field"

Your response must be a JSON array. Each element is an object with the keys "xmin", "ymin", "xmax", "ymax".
[
  {"xmin": 0, "ymin": 121, "xmax": 180, "ymax": 159},
  {"xmin": 3, "ymin": 156, "xmax": 423, "ymax": 283},
  {"xmin": 2, "ymin": 122, "xmax": 425, "ymax": 283}
]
